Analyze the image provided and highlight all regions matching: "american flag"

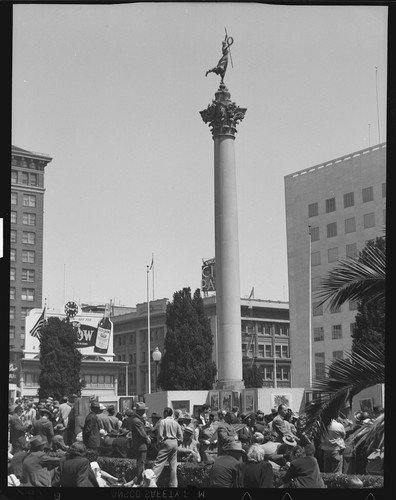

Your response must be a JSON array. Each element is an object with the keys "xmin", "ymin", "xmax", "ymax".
[{"xmin": 30, "ymin": 307, "xmax": 46, "ymax": 339}]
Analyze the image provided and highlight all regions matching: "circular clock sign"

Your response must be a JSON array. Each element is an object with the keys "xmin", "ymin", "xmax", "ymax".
[{"xmin": 64, "ymin": 301, "xmax": 79, "ymax": 318}]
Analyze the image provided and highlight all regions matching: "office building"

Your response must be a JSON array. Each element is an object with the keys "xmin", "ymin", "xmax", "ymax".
[{"xmin": 284, "ymin": 143, "xmax": 386, "ymax": 390}]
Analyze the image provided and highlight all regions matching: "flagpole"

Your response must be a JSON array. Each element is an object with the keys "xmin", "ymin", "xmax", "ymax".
[
  {"xmin": 152, "ymin": 253, "xmax": 155, "ymax": 301},
  {"xmin": 308, "ymin": 226, "xmax": 313, "ymax": 390},
  {"xmin": 147, "ymin": 264, "xmax": 151, "ymax": 395}
]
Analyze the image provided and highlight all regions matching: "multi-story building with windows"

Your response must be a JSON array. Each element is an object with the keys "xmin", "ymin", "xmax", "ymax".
[
  {"xmin": 112, "ymin": 297, "xmax": 290, "ymax": 397},
  {"xmin": 10, "ymin": 146, "xmax": 53, "ymax": 362},
  {"xmin": 284, "ymin": 143, "xmax": 386, "ymax": 390}
]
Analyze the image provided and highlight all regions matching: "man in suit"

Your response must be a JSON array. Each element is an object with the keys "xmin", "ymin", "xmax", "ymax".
[
  {"xmin": 217, "ymin": 411, "xmax": 238, "ymax": 456},
  {"xmin": 32, "ymin": 408, "xmax": 54, "ymax": 451},
  {"xmin": 237, "ymin": 413, "xmax": 256, "ymax": 454},
  {"xmin": 122, "ymin": 402, "xmax": 151, "ymax": 484},
  {"xmin": 271, "ymin": 404, "xmax": 289, "ymax": 443},
  {"xmin": 20, "ymin": 435, "xmax": 60, "ymax": 487},
  {"xmin": 9, "ymin": 406, "xmax": 30, "ymax": 454},
  {"xmin": 82, "ymin": 401, "xmax": 101, "ymax": 450}
]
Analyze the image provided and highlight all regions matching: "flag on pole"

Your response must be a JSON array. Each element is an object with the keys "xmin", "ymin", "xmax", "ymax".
[{"xmin": 30, "ymin": 307, "xmax": 46, "ymax": 340}]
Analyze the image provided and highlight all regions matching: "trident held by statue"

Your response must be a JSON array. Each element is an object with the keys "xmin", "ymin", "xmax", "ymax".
[{"xmin": 205, "ymin": 28, "xmax": 234, "ymax": 84}]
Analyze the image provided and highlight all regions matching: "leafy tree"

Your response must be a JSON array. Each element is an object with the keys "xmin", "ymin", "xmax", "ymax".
[
  {"xmin": 243, "ymin": 363, "xmax": 263, "ymax": 388},
  {"xmin": 38, "ymin": 316, "xmax": 83, "ymax": 400},
  {"xmin": 157, "ymin": 288, "xmax": 217, "ymax": 390},
  {"xmin": 305, "ymin": 236, "xmax": 385, "ymax": 450}
]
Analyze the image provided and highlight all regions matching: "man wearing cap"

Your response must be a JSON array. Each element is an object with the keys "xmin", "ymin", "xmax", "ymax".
[
  {"xmin": 20, "ymin": 435, "xmax": 60, "ymax": 486},
  {"xmin": 123, "ymin": 402, "xmax": 151, "ymax": 484},
  {"xmin": 209, "ymin": 441, "xmax": 246, "ymax": 487},
  {"xmin": 82, "ymin": 401, "xmax": 101, "ymax": 450},
  {"xmin": 152, "ymin": 407, "xmax": 183, "ymax": 487},
  {"xmin": 178, "ymin": 425, "xmax": 201, "ymax": 463},
  {"xmin": 32, "ymin": 408, "xmax": 54, "ymax": 451}
]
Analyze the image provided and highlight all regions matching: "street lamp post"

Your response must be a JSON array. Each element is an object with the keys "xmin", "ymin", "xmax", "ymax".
[{"xmin": 152, "ymin": 347, "xmax": 162, "ymax": 392}]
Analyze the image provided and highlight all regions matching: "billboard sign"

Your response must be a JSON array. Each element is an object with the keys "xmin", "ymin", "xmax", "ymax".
[{"xmin": 201, "ymin": 258, "xmax": 216, "ymax": 292}]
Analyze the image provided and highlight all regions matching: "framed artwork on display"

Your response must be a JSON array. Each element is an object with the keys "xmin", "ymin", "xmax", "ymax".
[
  {"xmin": 221, "ymin": 391, "xmax": 232, "ymax": 412},
  {"xmin": 359, "ymin": 398, "xmax": 373, "ymax": 413},
  {"xmin": 119, "ymin": 397, "xmax": 134, "ymax": 412},
  {"xmin": 171, "ymin": 400, "xmax": 190, "ymax": 413},
  {"xmin": 209, "ymin": 391, "xmax": 220, "ymax": 411},
  {"xmin": 232, "ymin": 391, "xmax": 240, "ymax": 409},
  {"xmin": 270, "ymin": 393, "xmax": 292, "ymax": 410},
  {"xmin": 243, "ymin": 390, "xmax": 255, "ymax": 413}
]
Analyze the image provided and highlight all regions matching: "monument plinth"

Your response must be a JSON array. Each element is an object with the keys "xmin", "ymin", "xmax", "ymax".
[{"xmin": 200, "ymin": 82, "xmax": 246, "ymax": 391}]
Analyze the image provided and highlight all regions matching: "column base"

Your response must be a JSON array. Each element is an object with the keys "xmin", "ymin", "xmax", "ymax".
[{"xmin": 215, "ymin": 379, "xmax": 245, "ymax": 391}]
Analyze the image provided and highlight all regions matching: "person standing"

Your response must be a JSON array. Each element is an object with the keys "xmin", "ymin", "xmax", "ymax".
[
  {"xmin": 271, "ymin": 404, "xmax": 289, "ymax": 443},
  {"xmin": 320, "ymin": 417, "xmax": 346, "ymax": 474},
  {"xmin": 217, "ymin": 411, "xmax": 238, "ymax": 456},
  {"xmin": 32, "ymin": 408, "xmax": 54, "ymax": 451},
  {"xmin": 152, "ymin": 407, "xmax": 183, "ymax": 487},
  {"xmin": 64, "ymin": 394, "xmax": 78, "ymax": 446},
  {"xmin": 237, "ymin": 413, "xmax": 256, "ymax": 453},
  {"xmin": 107, "ymin": 405, "xmax": 121, "ymax": 432},
  {"xmin": 124, "ymin": 402, "xmax": 151, "ymax": 484},
  {"xmin": 59, "ymin": 397, "xmax": 72, "ymax": 428},
  {"xmin": 96, "ymin": 403, "xmax": 112, "ymax": 433},
  {"xmin": 82, "ymin": 401, "xmax": 101, "ymax": 450},
  {"xmin": 9, "ymin": 406, "xmax": 29, "ymax": 454}
]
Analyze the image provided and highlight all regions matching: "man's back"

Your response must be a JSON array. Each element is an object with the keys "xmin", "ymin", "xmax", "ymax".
[{"xmin": 209, "ymin": 454, "xmax": 240, "ymax": 487}]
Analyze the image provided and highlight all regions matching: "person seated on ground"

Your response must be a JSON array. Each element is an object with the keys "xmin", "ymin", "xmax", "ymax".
[
  {"xmin": 279, "ymin": 443, "xmax": 325, "ymax": 488},
  {"xmin": 124, "ymin": 469, "xmax": 157, "ymax": 487},
  {"xmin": 278, "ymin": 433, "xmax": 299, "ymax": 464},
  {"xmin": 51, "ymin": 424, "xmax": 69, "ymax": 455},
  {"xmin": 52, "ymin": 441, "xmax": 99, "ymax": 487},
  {"xmin": 86, "ymin": 448, "xmax": 119, "ymax": 486},
  {"xmin": 177, "ymin": 425, "xmax": 201, "ymax": 463},
  {"xmin": 234, "ymin": 443, "xmax": 274, "ymax": 488},
  {"xmin": 209, "ymin": 441, "xmax": 246, "ymax": 488},
  {"xmin": 260, "ymin": 430, "xmax": 287, "ymax": 467},
  {"xmin": 20, "ymin": 435, "xmax": 60, "ymax": 487}
]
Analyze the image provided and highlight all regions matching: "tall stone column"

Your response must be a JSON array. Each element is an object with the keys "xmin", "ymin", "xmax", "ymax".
[{"xmin": 200, "ymin": 84, "xmax": 246, "ymax": 390}]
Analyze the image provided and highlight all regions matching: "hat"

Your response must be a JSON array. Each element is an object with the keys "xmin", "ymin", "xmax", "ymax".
[
  {"xmin": 99, "ymin": 429, "xmax": 106, "ymax": 436},
  {"xmin": 40, "ymin": 408, "xmax": 52, "ymax": 417},
  {"xmin": 134, "ymin": 402, "xmax": 148, "ymax": 411},
  {"xmin": 47, "ymin": 397, "xmax": 53, "ymax": 402},
  {"xmin": 54, "ymin": 423, "xmax": 66, "ymax": 432},
  {"xmin": 151, "ymin": 412, "xmax": 161, "ymax": 419},
  {"xmin": 183, "ymin": 425, "xmax": 195, "ymax": 435},
  {"xmin": 29, "ymin": 435, "xmax": 47, "ymax": 450},
  {"xmin": 223, "ymin": 441, "xmax": 246, "ymax": 453},
  {"xmin": 282, "ymin": 434, "xmax": 298, "ymax": 447},
  {"xmin": 90, "ymin": 401, "xmax": 100, "ymax": 409},
  {"xmin": 182, "ymin": 412, "xmax": 192, "ymax": 420},
  {"xmin": 53, "ymin": 401, "xmax": 60, "ymax": 407},
  {"xmin": 107, "ymin": 405, "xmax": 115, "ymax": 411},
  {"xmin": 242, "ymin": 412, "xmax": 254, "ymax": 422},
  {"xmin": 99, "ymin": 403, "xmax": 106, "ymax": 410}
]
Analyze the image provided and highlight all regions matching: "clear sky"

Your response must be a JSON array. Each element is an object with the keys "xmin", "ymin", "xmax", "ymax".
[{"xmin": 12, "ymin": 2, "xmax": 388, "ymax": 310}]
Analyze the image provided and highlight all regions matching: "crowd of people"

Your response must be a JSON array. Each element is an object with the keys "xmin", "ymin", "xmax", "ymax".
[{"xmin": 8, "ymin": 396, "xmax": 384, "ymax": 488}]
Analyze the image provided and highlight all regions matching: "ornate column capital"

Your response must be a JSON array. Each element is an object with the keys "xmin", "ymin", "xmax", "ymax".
[{"xmin": 200, "ymin": 84, "xmax": 247, "ymax": 138}]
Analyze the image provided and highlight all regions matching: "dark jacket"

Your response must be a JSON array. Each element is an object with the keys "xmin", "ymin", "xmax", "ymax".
[
  {"xmin": 237, "ymin": 425, "xmax": 255, "ymax": 453},
  {"xmin": 82, "ymin": 411, "xmax": 100, "ymax": 449},
  {"xmin": 20, "ymin": 451, "xmax": 60, "ymax": 487},
  {"xmin": 32, "ymin": 417, "xmax": 54, "ymax": 449},
  {"xmin": 52, "ymin": 456, "xmax": 99, "ymax": 487},
  {"xmin": 235, "ymin": 460, "xmax": 273, "ymax": 488},
  {"xmin": 209, "ymin": 454, "xmax": 241, "ymax": 487},
  {"xmin": 9, "ymin": 414, "xmax": 28, "ymax": 448},
  {"xmin": 281, "ymin": 456, "xmax": 325, "ymax": 488},
  {"xmin": 217, "ymin": 421, "xmax": 236, "ymax": 455},
  {"xmin": 122, "ymin": 413, "xmax": 150, "ymax": 452}
]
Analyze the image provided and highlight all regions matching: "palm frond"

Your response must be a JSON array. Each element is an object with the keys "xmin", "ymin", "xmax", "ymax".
[
  {"xmin": 314, "ymin": 244, "xmax": 385, "ymax": 310},
  {"xmin": 304, "ymin": 346, "xmax": 384, "ymax": 440},
  {"xmin": 346, "ymin": 414, "xmax": 384, "ymax": 452}
]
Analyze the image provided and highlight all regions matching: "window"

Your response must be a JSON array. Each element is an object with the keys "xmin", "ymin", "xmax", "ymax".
[
  {"xmin": 328, "ymin": 247, "xmax": 338, "ymax": 263},
  {"xmin": 275, "ymin": 345, "xmax": 282, "ymax": 358},
  {"xmin": 257, "ymin": 345, "xmax": 264, "ymax": 358},
  {"xmin": 330, "ymin": 304, "xmax": 341, "ymax": 314},
  {"xmin": 23, "ymin": 232, "xmax": 36, "ymax": 245},
  {"xmin": 315, "ymin": 352, "xmax": 325, "ymax": 379},
  {"xmin": 262, "ymin": 367, "xmax": 273, "ymax": 381},
  {"xmin": 141, "ymin": 351, "xmax": 146, "ymax": 363},
  {"xmin": 327, "ymin": 222, "xmax": 337, "ymax": 238},
  {"xmin": 346, "ymin": 243, "xmax": 357, "ymax": 258},
  {"xmin": 10, "ymin": 249, "xmax": 16, "ymax": 262},
  {"xmin": 10, "ymin": 268, "xmax": 16, "ymax": 281},
  {"xmin": 21, "ymin": 288, "xmax": 35, "ymax": 301},
  {"xmin": 364, "ymin": 213, "xmax": 375, "ymax": 229},
  {"xmin": 11, "ymin": 230, "xmax": 17, "ymax": 243},
  {"xmin": 310, "ymin": 227, "xmax": 319, "ymax": 242},
  {"xmin": 332, "ymin": 325, "xmax": 342, "ymax": 339},
  {"xmin": 308, "ymin": 202, "xmax": 318, "ymax": 217},
  {"xmin": 23, "ymin": 194, "xmax": 36, "ymax": 207},
  {"xmin": 312, "ymin": 276, "xmax": 322, "ymax": 291},
  {"xmin": 21, "ymin": 172, "xmax": 29, "ymax": 185},
  {"xmin": 281, "ymin": 345, "xmax": 289, "ymax": 358},
  {"xmin": 10, "ymin": 288, "xmax": 15, "ymax": 300},
  {"xmin": 349, "ymin": 300, "xmax": 358, "ymax": 311},
  {"xmin": 22, "ymin": 250, "xmax": 35, "ymax": 263},
  {"xmin": 11, "ymin": 211, "xmax": 17, "ymax": 224},
  {"xmin": 22, "ymin": 269, "xmax": 35, "ymax": 282},
  {"xmin": 344, "ymin": 192, "xmax": 354, "ymax": 208},
  {"xmin": 11, "ymin": 192, "xmax": 18, "ymax": 205},
  {"xmin": 10, "ymin": 327, "xmax": 15, "ymax": 340},
  {"xmin": 333, "ymin": 350, "xmax": 343, "ymax": 360},
  {"xmin": 23, "ymin": 213, "xmax": 36, "ymax": 226},
  {"xmin": 279, "ymin": 324, "xmax": 289, "ymax": 336},
  {"xmin": 10, "ymin": 307, "xmax": 15, "ymax": 320},
  {"xmin": 326, "ymin": 197, "xmax": 336, "ymax": 213},
  {"xmin": 311, "ymin": 251, "xmax": 321, "ymax": 266},
  {"xmin": 276, "ymin": 368, "xmax": 290, "ymax": 381},
  {"xmin": 262, "ymin": 323, "xmax": 272, "ymax": 335},
  {"xmin": 21, "ymin": 308, "xmax": 32, "ymax": 320},
  {"xmin": 345, "ymin": 217, "xmax": 356, "ymax": 233},
  {"xmin": 11, "ymin": 171, "xmax": 18, "ymax": 184},
  {"xmin": 362, "ymin": 186, "xmax": 374, "ymax": 203},
  {"xmin": 313, "ymin": 302, "xmax": 323, "ymax": 316},
  {"xmin": 314, "ymin": 327, "xmax": 324, "ymax": 341},
  {"xmin": 382, "ymin": 183, "xmax": 386, "ymax": 198},
  {"xmin": 265, "ymin": 345, "xmax": 272, "ymax": 357},
  {"xmin": 30, "ymin": 173, "xmax": 38, "ymax": 186}
]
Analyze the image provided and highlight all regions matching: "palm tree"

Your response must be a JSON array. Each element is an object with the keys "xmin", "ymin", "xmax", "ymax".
[{"xmin": 304, "ymin": 237, "xmax": 385, "ymax": 451}]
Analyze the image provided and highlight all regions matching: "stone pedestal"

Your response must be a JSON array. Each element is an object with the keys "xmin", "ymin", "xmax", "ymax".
[{"xmin": 200, "ymin": 84, "xmax": 247, "ymax": 391}]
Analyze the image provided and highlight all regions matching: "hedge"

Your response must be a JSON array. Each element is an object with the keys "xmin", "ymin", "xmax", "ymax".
[{"xmin": 96, "ymin": 457, "xmax": 383, "ymax": 488}]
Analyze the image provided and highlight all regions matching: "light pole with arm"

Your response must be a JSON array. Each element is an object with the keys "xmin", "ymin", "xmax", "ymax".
[{"xmin": 152, "ymin": 347, "xmax": 162, "ymax": 392}]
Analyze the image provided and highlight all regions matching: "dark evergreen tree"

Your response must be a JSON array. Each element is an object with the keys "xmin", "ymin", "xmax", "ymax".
[
  {"xmin": 157, "ymin": 288, "xmax": 217, "ymax": 390},
  {"xmin": 243, "ymin": 363, "xmax": 263, "ymax": 388},
  {"xmin": 38, "ymin": 316, "xmax": 83, "ymax": 400}
]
